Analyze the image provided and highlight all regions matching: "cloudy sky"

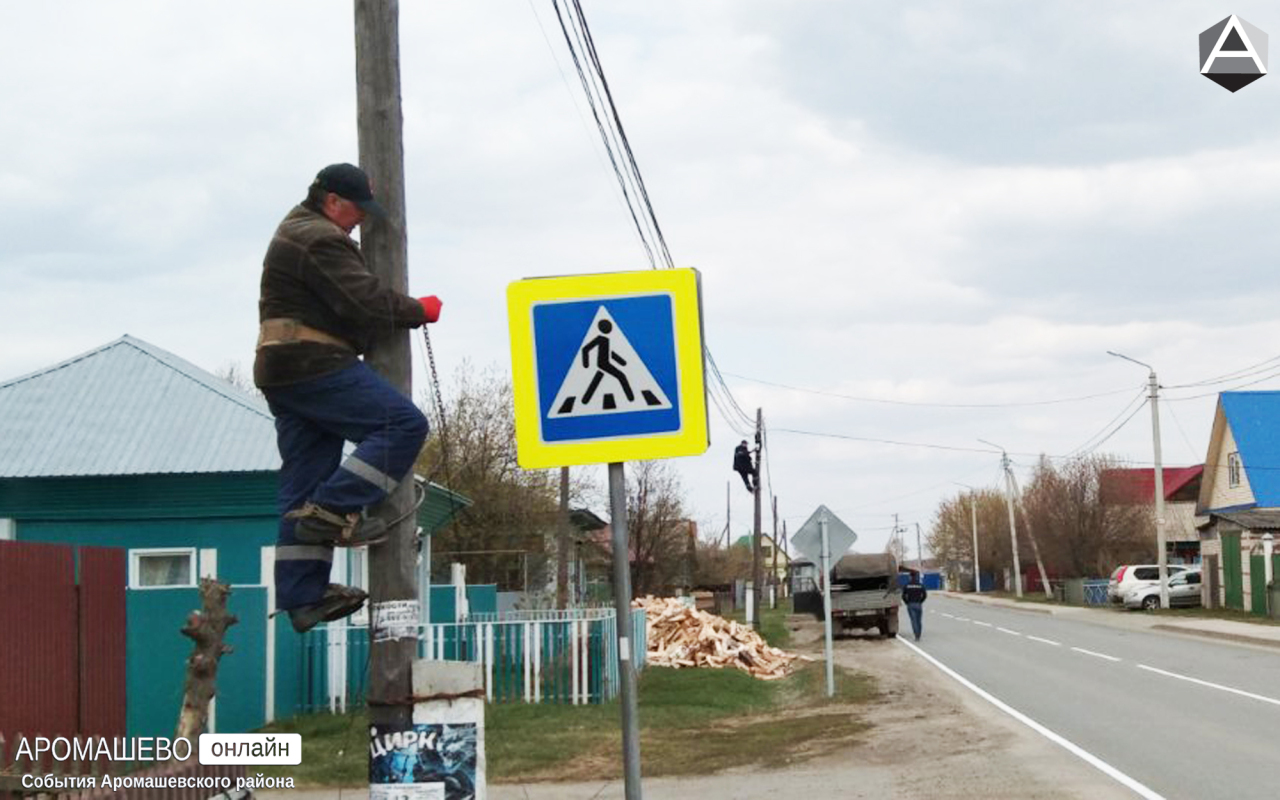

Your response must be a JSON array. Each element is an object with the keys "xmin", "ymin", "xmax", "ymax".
[{"xmin": 5, "ymin": 1, "xmax": 1280, "ymax": 558}]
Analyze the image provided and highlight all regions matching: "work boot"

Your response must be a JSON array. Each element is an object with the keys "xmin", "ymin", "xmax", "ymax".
[
  {"xmin": 287, "ymin": 502, "xmax": 389, "ymax": 547},
  {"xmin": 288, "ymin": 584, "xmax": 369, "ymax": 634}
]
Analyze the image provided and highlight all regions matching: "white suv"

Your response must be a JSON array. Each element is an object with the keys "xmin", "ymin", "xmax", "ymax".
[
  {"xmin": 1107, "ymin": 564, "xmax": 1189, "ymax": 605},
  {"xmin": 1124, "ymin": 569, "xmax": 1203, "ymax": 611}
]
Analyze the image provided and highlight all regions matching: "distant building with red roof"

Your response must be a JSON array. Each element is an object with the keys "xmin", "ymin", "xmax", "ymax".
[{"xmin": 1099, "ymin": 465, "xmax": 1204, "ymax": 564}]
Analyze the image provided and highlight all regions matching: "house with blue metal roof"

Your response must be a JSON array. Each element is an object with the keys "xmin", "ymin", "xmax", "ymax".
[
  {"xmin": 0, "ymin": 335, "xmax": 470, "ymax": 735},
  {"xmin": 1196, "ymin": 391, "xmax": 1280, "ymax": 615}
]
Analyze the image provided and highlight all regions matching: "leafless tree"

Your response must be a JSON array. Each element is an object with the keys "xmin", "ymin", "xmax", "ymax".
[
  {"xmin": 623, "ymin": 460, "xmax": 693, "ymax": 597},
  {"xmin": 415, "ymin": 363, "xmax": 573, "ymax": 589},
  {"xmin": 691, "ymin": 537, "xmax": 754, "ymax": 588},
  {"xmin": 1020, "ymin": 455, "xmax": 1152, "ymax": 578},
  {"xmin": 930, "ymin": 487, "xmax": 1017, "ymax": 589},
  {"xmin": 215, "ymin": 361, "xmax": 261, "ymax": 398}
]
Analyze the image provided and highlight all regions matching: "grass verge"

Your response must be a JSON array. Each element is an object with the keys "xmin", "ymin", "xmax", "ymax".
[{"xmin": 259, "ymin": 659, "xmax": 876, "ymax": 786}]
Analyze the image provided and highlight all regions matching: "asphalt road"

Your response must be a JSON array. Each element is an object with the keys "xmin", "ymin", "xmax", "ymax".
[{"xmin": 908, "ymin": 595, "xmax": 1279, "ymax": 800}]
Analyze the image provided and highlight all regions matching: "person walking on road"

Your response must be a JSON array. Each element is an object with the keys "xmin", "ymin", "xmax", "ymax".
[{"xmin": 902, "ymin": 570, "xmax": 928, "ymax": 641}]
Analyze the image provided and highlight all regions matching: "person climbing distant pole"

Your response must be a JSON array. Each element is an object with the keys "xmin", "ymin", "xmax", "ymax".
[{"xmin": 733, "ymin": 439, "xmax": 756, "ymax": 492}]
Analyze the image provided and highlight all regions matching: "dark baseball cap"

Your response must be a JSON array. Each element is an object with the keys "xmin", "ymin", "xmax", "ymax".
[{"xmin": 314, "ymin": 163, "xmax": 386, "ymax": 218}]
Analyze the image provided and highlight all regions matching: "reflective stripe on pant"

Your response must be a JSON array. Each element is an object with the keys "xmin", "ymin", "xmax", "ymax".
[{"xmin": 264, "ymin": 361, "xmax": 429, "ymax": 610}]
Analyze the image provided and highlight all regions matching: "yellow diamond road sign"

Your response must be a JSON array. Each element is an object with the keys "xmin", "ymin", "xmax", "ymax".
[{"xmin": 507, "ymin": 268, "xmax": 709, "ymax": 469}]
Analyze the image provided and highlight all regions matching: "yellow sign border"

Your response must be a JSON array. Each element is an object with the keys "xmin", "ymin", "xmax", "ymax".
[{"xmin": 507, "ymin": 268, "xmax": 708, "ymax": 469}]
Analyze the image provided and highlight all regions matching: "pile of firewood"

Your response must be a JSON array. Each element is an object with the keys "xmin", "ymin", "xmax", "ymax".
[{"xmin": 633, "ymin": 596, "xmax": 807, "ymax": 680}]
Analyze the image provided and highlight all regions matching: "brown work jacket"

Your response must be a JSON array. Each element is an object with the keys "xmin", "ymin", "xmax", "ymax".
[{"xmin": 253, "ymin": 203, "xmax": 425, "ymax": 388}]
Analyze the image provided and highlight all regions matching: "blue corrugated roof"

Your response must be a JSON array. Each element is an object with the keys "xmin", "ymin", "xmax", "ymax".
[
  {"xmin": 1220, "ymin": 391, "xmax": 1280, "ymax": 507},
  {"xmin": 0, "ymin": 335, "xmax": 280, "ymax": 477}
]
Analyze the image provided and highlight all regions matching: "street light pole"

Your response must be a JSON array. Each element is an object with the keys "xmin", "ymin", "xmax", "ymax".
[
  {"xmin": 955, "ymin": 483, "xmax": 980, "ymax": 593},
  {"xmin": 1108, "ymin": 351, "xmax": 1169, "ymax": 609}
]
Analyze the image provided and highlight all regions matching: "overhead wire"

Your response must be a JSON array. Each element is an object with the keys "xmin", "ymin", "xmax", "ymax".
[
  {"xmin": 1061, "ymin": 388, "xmax": 1148, "ymax": 459},
  {"xmin": 1163, "ymin": 352, "xmax": 1280, "ymax": 389},
  {"xmin": 1163, "ymin": 365, "xmax": 1280, "ymax": 401},
  {"xmin": 569, "ymin": 0, "xmax": 676, "ymax": 270},
  {"xmin": 525, "ymin": 0, "xmax": 649, "ymax": 251},
  {"xmin": 721, "ymin": 371, "xmax": 1145, "ymax": 409},
  {"xmin": 1072, "ymin": 397, "xmax": 1150, "ymax": 458},
  {"xmin": 549, "ymin": 0, "xmax": 758, "ymax": 446},
  {"xmin": 1162, "ymin": 398, "xmax": 1202, "ymax": 462},
  {"xmin": 549, "ymin": 0, "xmax": 657, "ymax": 270}
]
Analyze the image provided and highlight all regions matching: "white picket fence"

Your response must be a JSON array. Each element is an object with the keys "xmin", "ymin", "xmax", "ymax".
[{"xmin": 316, "ymin": 607, "xmax": 647, "ymax": 711}]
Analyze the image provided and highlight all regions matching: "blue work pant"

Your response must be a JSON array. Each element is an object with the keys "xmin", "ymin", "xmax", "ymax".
[
  {"xmin": 263, "ymin": 361, "xmax": 429, "ymax": 610},
  {"xmin": 906, "ymin": 602, "xmax": 924, "ymax": 640}
]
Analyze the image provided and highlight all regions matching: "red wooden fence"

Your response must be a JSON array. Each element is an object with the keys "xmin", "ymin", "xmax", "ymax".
[{"xmin": 0, "ymin": 541, "xmax": 126, "ymax": 766}]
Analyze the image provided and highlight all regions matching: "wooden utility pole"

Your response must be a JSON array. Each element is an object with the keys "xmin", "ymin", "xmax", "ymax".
[
  {"xmin": 354, "ymin": 0, "xmax": 416, "ymax": 732},
  {"xmin": 723, "ymin": 481, "xmax": 730, "ymax": 547},
  {"xmin": 751, "ymin": 408, "xmax": 763, "ymax": 630},
  {"xmin": 556, "ymin": 466, "xmax": 570, "ymax": 608},
  {"xmin": 770, "ymin": 495, "xmax": 779, "ymax": 603},
  {"xmin": 1006, "ymin": 468, "xmax": 1053, "ymax": 599}
]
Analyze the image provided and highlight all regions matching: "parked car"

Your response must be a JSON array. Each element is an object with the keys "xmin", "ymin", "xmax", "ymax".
[
  {"xmin": 1107, "ymin": 563, "xmax": 1189, "ymax": 604},
  {"xmin": 1124, "ymin": 568, "xmax": 1203, "ymax": 611}
]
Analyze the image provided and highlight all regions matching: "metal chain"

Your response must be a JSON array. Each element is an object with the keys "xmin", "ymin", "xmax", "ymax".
[
  {"xmin": 419, "ymin": 326, "xmax": 464, "ymax": 541},
  {"xmin": 421, "ymin": 326, "xmax": 448, "ymax": 429}
]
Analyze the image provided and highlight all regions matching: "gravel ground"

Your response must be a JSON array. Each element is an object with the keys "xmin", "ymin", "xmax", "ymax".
[{"xmin": 266, "ymin": 613, "xmax": 1144, "ymax": 800}]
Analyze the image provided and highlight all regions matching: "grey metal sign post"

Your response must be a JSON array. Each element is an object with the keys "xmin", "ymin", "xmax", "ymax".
[
  {"xmin": 792, "ymin": 505, "xmax": 857, "ymax": 699},
  {"xmin": 819, "ymin": 513, "xmax": 834, "ymax": 697},
  {"xmin": 609, "ymin": 462, "xmax": 642, "ymax": 800}
]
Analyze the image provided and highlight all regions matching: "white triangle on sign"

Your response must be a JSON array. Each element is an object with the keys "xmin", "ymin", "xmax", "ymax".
[{"xmin": 547, "ymin": 306, "xmax": 673, "ymax": 418}]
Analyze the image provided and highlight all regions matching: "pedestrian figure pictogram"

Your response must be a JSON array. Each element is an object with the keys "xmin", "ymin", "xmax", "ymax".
[
  {"xmin": 548, "ymin": 306, "xmax": 671, "ymax": 419},
  {"xmin": 581, "ymin": 319, "xmax": 634, "ymax": 406}
]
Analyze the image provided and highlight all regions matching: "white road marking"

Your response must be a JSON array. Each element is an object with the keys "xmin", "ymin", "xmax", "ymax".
[
  {"xmin": 997, "ymin": 627, "xmax": 1021, "ymax": 636},
  {"xmin": 972, "ymin": 621, "xmax": 993, "ymax": 628},
  {"xmin": 899, "ymin": 639, "xmax": 1166, "ymax": 800},
  {"xmin": 954, "ymin": 616, "xmax": 971, "ymax": 622},
  {"xmin": 1071, "ymin": 647, "xmax": 1121, "ymax": 662},
  {"xmin": 1027, "ymin": 635, "xmax": 1061, "ymax": 646},
  {"xmin": 942, "ymin": 613, "xmax": 956, "ymax": 619},
  {"xmin": 1137, "ymin": 664, "xmax": 1280, "ymax": 708}
]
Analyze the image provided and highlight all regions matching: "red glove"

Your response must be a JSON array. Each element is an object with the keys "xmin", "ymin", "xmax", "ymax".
[{"xmin": 418, "ymin": 295, "xmax": 442, "ymax": 324}]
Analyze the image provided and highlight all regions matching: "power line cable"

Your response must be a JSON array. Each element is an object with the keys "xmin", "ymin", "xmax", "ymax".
[
  {"xmin": 1164, "ymin": 352, "xmax": 1280, "ymax": 389},
  {"xmin": 1073, "ymin": 397, "xmax": 1149, "ymax": 458},
  {"xmin": 720, "ymin": 371, "xmax": 1144, "ymax": 409},
  {"xmin": 1163, "ymin": 365, "xmax": 1280, "ymax": 401},
  {"xmin": 525, "ymin": 0, "xmax": 653, "ymax": 258},
  {"xmin": 570, "ymin": 0, "xmax": 676, "ymax": 270},
  {"xmin": 551, "ymin": 0, "xmax": 756, "ymax": 435},
  {"xmin": 1162, "ymin": 398, "xmax": 1202, "ymax": 462},
  {"xmin": 562, "ymin": 1, "xmax": 661, "ymax": 262},
  {"xmin": 550, "ymin": 0, "xmax": 657, "ymax": 270},
  {"xmin": 1062, "ymin": 388, "xmax": 1148, "ymax": 459}
]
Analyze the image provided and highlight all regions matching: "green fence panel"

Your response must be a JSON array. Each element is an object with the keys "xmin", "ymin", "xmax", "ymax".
[
  {"xmin": 1251, "ymin": 554, "xmax": 1268, "ymax": 616},
  {"xmin": 1223, "ymin": 533, "xmax": 1243, "ymax": 610}
]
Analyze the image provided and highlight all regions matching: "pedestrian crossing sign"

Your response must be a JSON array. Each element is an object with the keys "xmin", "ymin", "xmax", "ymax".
[{"xmin": 507, "ymin": 268, "xmax": 709, "ymax": 468}]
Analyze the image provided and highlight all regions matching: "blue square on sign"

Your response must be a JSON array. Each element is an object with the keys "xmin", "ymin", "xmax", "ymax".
[{"xmin": 532, "ymin": 294, "xmax": 681, "ymax": 443}]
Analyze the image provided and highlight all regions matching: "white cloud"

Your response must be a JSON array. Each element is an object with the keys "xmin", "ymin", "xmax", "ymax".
[{"xmin": 2, "ymin": 0, "xmax": 1278, "ymax": 557}]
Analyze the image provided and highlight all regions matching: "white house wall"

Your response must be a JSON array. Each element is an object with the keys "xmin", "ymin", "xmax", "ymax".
[{"xmin": 1206, "ymin": 423, "xmax": 1256, "ymax": 511}]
